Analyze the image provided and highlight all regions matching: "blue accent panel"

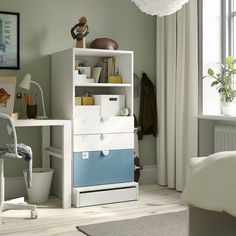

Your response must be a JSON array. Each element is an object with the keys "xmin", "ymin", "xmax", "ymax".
[{"xmin": 73, "ymin": 149, "xmax": 134, "ymax": 187}]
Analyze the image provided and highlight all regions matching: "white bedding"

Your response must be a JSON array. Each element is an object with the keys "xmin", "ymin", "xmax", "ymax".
[{"xmin": 181, "ymin": 151, "xmax": 236, "ymax": 217}]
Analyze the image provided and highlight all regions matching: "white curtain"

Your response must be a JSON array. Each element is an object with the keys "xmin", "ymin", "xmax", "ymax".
[{"xmin": 156, "ymin": 0, "xmax": 198, "ymax": 191}]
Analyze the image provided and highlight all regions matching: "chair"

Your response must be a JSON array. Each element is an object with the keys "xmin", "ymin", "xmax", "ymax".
[{"xmin": 0, "ymin": 113, "xmax": 37, "ymax": 220}]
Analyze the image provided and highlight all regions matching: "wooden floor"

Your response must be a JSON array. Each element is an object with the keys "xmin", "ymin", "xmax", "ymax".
[{"xmin": 0, "ymin": 184, "xmax": 186, "ymax": 236}]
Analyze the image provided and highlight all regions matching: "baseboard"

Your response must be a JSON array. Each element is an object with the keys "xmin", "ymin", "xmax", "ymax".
[
  {"xmin": 139, "ymin": 165, "xmax": 157, "ymax": 184},
  {"xmin": 5, "ymin": 177, "xmax": 27, "ymax": 200}
]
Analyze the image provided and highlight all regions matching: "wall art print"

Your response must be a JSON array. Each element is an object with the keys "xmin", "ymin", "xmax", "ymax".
[
  {"xmin": 0, "ymin": 77, "xmax": 16, "ymax": 115},
  {"xmin": 0, "ymin": 11, "xmax": 19, "ymax": 69}
]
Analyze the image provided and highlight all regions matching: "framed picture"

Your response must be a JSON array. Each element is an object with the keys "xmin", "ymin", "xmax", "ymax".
[
  {"xmin": 0, "ymin": 77, "xmax": 16, "ymax": 115},
  {"xmin": 0, "ymin": 11, "xmax": 19, "ymax": 69}
]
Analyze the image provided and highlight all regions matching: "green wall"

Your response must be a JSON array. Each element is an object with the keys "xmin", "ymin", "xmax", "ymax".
[{"xmin": 0, "ymin": 0, "xmax": 156, "ymax": 177}]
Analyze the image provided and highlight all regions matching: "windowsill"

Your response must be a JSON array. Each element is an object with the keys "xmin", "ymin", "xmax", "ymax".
[{"xmin": 198, "ymin": 114, "xmax": 236, "ymax": 121}]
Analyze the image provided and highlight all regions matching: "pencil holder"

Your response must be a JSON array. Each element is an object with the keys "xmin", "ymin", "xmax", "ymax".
[{"xmin": 27, "ymin": 105, "xmax": 37, "ymax": 119}]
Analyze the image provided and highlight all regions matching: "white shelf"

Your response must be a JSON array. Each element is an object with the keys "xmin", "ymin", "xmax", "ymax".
[
  {"xmin": 198, "ymin": 114, "xmax": 236, "ymax": 121},
  {"xmin": 73, "ymin": 48, "xmax": 133, "ymax": 57},
  {"xmin": 74, "ymin": 82, "xmax": 132, "ymax": 87}
]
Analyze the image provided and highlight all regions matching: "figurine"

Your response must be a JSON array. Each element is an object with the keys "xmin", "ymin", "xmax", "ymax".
[{"xmin": 71, "ymin": 16, "xmax": 89, "ymax": 48}]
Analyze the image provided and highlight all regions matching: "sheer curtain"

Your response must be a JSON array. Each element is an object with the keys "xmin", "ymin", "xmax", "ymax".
[{"xmin": 156, "ymin": 0, "xmax": 198, "ymax": 191}]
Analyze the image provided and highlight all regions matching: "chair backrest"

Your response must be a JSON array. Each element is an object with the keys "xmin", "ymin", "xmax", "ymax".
[{"xmin": 0, "ymin": 113, "xmax": 20, "ymax": 158}]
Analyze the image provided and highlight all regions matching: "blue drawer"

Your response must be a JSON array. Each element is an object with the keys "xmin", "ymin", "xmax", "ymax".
[{"xmin": 73, "ymin": 149, "xmax": 134, "ymax": 187}]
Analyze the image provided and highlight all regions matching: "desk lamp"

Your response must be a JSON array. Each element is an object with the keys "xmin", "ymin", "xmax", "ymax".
[{"xmin": 19, "ymin": 74, "xmax": 47, "ymax": 119}]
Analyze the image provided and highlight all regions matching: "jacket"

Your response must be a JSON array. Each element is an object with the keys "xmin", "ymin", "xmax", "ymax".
[{"xmin": 138, "ymin": 72, "xmax": 157, "ymax": 140}]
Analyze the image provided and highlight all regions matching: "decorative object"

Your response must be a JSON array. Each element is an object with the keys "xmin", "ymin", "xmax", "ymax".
[
  {"xmin": 131, "ymin": 0, "xmax": 189, "ymax": 16},
  {"xmin": 71, "ymin": 16, "xmax": 89, "ymax": 48},
  {"xmin": 203, "ymin": 56, "xmax": 236, "ymax": 116},
  {"xmin": 91, "ymin": 67, "xmax": 102, "ymax": 83},
  {"xmin": 121, "ymin": 107, "xmax": 129, "ymax": 116},
  {"xmin": 0, "ymin": 76, "xmax": 16, "ymax": 115},
  {"xmin": 90, "ymin": 37, "xmax": 119, "ymax": 50},
  {"xmin": 0, "ymin": 12, "xmax": 19, "ymax": 69},
  {"xmin": 11, "ymin": 112, "xmax": 18, "ymax": 120},
  {"xmin": 19, "ymin": 74, "xmax": 47, "ymax": 119}
]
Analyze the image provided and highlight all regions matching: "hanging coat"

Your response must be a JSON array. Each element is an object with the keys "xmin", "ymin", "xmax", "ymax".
[{"xmin": 138, "ymin": 72, "xmax": 157, "ymax": 140}]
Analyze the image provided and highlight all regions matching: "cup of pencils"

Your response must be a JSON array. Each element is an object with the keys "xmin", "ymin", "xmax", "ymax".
[{"xmin": 24, "ymin": 94, "xmax": 37, "ymax": 119}]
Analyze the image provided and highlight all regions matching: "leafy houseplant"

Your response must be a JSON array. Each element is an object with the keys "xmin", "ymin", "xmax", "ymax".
[{"xmin": 204, "ymin": 56, "xmax": 236, "ymax": 103}]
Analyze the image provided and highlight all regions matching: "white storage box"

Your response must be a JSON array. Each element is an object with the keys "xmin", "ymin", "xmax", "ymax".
[
  {"xmin": 78, "ymin": 67, "xmax": 91, "ymax": 78},
  {"xmin": 74, "ymin": 105, "xmax": 100, "ymax": 118},
  {"xmin": 93, "ymin": 95, "xmax": 125, "ymax": 117},
  {"xmin": 73, "ymin": 70, "xmax": 94, "ymax": 85}
]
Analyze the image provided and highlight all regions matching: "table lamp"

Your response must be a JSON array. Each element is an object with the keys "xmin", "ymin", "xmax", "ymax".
[{"xmin": 19, "ymin": 73, "xmax": 47, "ymax": 119}]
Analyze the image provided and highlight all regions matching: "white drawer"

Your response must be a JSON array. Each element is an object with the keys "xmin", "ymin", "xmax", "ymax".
[
  {"xmin": 72, "ymin": 183, "xmax": 138, "ymax": 207},
  {"xmin": 73, "ymin": 133, "xmax": 134, "ymax": 152},
  {"xmin": 73, "ymin": 116, "xmax": 134, "ymax": 134}
]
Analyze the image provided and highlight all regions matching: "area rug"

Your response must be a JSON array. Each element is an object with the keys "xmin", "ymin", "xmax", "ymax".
[{"xmin": 76, "ymin": 210, "xmax": 188, "ymax": 236}]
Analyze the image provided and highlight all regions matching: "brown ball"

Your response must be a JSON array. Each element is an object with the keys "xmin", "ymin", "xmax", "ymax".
[{"xmin": 90, "ymin": 37, "xmax": 119, "ymax": 50}]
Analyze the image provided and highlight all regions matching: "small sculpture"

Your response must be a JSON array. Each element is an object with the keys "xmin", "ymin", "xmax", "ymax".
[{"xmin": 71, "ymin": 16, "xmax": 89, "ymax": 48}]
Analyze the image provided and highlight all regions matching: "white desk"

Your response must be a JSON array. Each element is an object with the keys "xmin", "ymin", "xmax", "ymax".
[{"xmin": 14, "ymin": 119, "xmax": 72, "ymax": 208}]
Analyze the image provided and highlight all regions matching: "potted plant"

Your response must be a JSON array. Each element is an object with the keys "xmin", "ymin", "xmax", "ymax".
[{"xmin": 204, "ymin": 56, "xmax": 236, "ymax": 116}]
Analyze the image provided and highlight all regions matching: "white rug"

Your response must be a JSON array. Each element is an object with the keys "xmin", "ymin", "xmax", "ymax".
[{"xmin": 76, "ymin": 210, "xmax": 188, "ymax": 236}]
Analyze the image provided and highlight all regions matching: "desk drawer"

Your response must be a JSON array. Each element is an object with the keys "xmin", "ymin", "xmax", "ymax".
[
  {"xmin": 73, "ymin": 149, "xmax": 134, "ymax": 187},
  {"xmin": 73, "ymin": 133, "xmax": 134, "ymax": 152},
  {"xmin": 73, "ymin": 116, "xmax": 134, "ymax": 134}
]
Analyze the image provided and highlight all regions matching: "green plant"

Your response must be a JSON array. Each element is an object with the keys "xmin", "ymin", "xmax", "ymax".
[{"xmin": 203, "ymin": 56, "xmax": 236, "ymax": 102}]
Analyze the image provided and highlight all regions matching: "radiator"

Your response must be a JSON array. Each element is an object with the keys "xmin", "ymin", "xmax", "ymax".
[{"xmin": 214, "ymin": 125, "xmax": 236, "ymax": 152}]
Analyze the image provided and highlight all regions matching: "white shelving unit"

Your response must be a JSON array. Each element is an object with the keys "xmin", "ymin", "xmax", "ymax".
[{"xmin": 51, "ymin": 48, "xmax": 138, "ymax": 207}]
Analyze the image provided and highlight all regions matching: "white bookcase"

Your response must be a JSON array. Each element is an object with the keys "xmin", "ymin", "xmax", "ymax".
[{"xmin": 51, "ymin": 48, "xmax": 138, "ymax": 207}]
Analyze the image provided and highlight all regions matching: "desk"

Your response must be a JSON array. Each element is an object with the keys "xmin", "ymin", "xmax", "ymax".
[{"xmin": 13, "ymin": 119, "xmax": 72, "ymax": 209}]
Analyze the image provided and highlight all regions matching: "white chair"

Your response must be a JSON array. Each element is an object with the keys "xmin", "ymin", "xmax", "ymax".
[{"xmin": 0, "ymin": 113, "xmax": 37, "ymax": 221}]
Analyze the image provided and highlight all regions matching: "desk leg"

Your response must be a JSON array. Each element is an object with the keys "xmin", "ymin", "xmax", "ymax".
[
  {"xmin": 42, "ymin": 127, "xmax": 50, "ymax": 169},
  {"xmin": 62, "ymin": 122, "xmax": 72, "ymax": 208}
]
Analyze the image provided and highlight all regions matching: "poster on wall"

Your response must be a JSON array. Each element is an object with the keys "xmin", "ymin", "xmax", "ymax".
[
  {"xmin": 0, "ymin": 77, "xmax": 16, "ymax": 115},
  {"xmin": 0, "ymin": 12, "xmax": 19, "ymax": 69}
]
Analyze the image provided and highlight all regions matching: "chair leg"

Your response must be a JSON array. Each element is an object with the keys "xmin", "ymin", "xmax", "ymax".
[
  {"xmin": 3, "ymin": 201, "xmax": 37, "ymax": 219},
  {"xmin": 0, "ymin": 159, "xmax": 38, "ymax": 219}
]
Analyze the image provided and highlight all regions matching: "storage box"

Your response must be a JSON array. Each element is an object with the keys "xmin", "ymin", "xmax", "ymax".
[
  {"xmin": 78, "ymin": 67, "xmax": 91, "ymax": 78},
  {"xmin": 73, "ymin": 70, "xmax": 86, "ymax": 80},
  {"xmin": 93, "ymin": 95, "xmax": 125, "ymax": 117},
  {"xmin": 73, "ymin": 71, "xmax": 95, "ymax": 84},
  {"xmin": 75, "ymin": 96, "xmax": 82, "ymax": 106},
  {"xmin": 108, "ymin": 75, "xmax": 122, "ymax": 83},
  {"xmin": 82, "ymin": 97, "xmax": 94, "ymax": 105}
]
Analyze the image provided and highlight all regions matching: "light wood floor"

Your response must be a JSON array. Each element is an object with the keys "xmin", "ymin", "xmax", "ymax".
[{"xmin": 0, "ymin": 184, "xmax": 186, "ymax": 236}]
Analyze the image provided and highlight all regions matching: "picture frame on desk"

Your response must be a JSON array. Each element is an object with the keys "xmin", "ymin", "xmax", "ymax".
[
  {"xmin": 0, "ymin": 11, "xmax": 20, "ymax": 69},
  {"xmin": 0, "ymin": 76, "xmax": 16, "ymax": 115}
]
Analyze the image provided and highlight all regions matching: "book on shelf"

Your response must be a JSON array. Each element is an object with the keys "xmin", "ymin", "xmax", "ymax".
[{"xmin": 98, "ymin": 57, "xmax": 115, "ymax": 83}]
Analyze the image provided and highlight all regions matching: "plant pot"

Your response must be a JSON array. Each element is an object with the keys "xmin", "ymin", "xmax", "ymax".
[{"xmin": 221, "ymin": 102, "xmax": 236, "ymax": 116}]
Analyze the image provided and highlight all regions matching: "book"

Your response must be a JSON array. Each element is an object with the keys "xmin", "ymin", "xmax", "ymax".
[{"xmin": 98, "ymin": 57, "xmax": 115, "ymax": 83}]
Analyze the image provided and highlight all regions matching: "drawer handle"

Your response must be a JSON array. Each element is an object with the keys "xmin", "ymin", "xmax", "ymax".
[
  {"xmin": 100, "ymin": 117, "xmax": 109, "ymax": 122},
  {"xmin": 102, "ymin": 150, "xmax": 110, "ymax": 156},
  {"xmin": 100, "ymin": 134, "xmax": 107, "ymax": 139}
]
